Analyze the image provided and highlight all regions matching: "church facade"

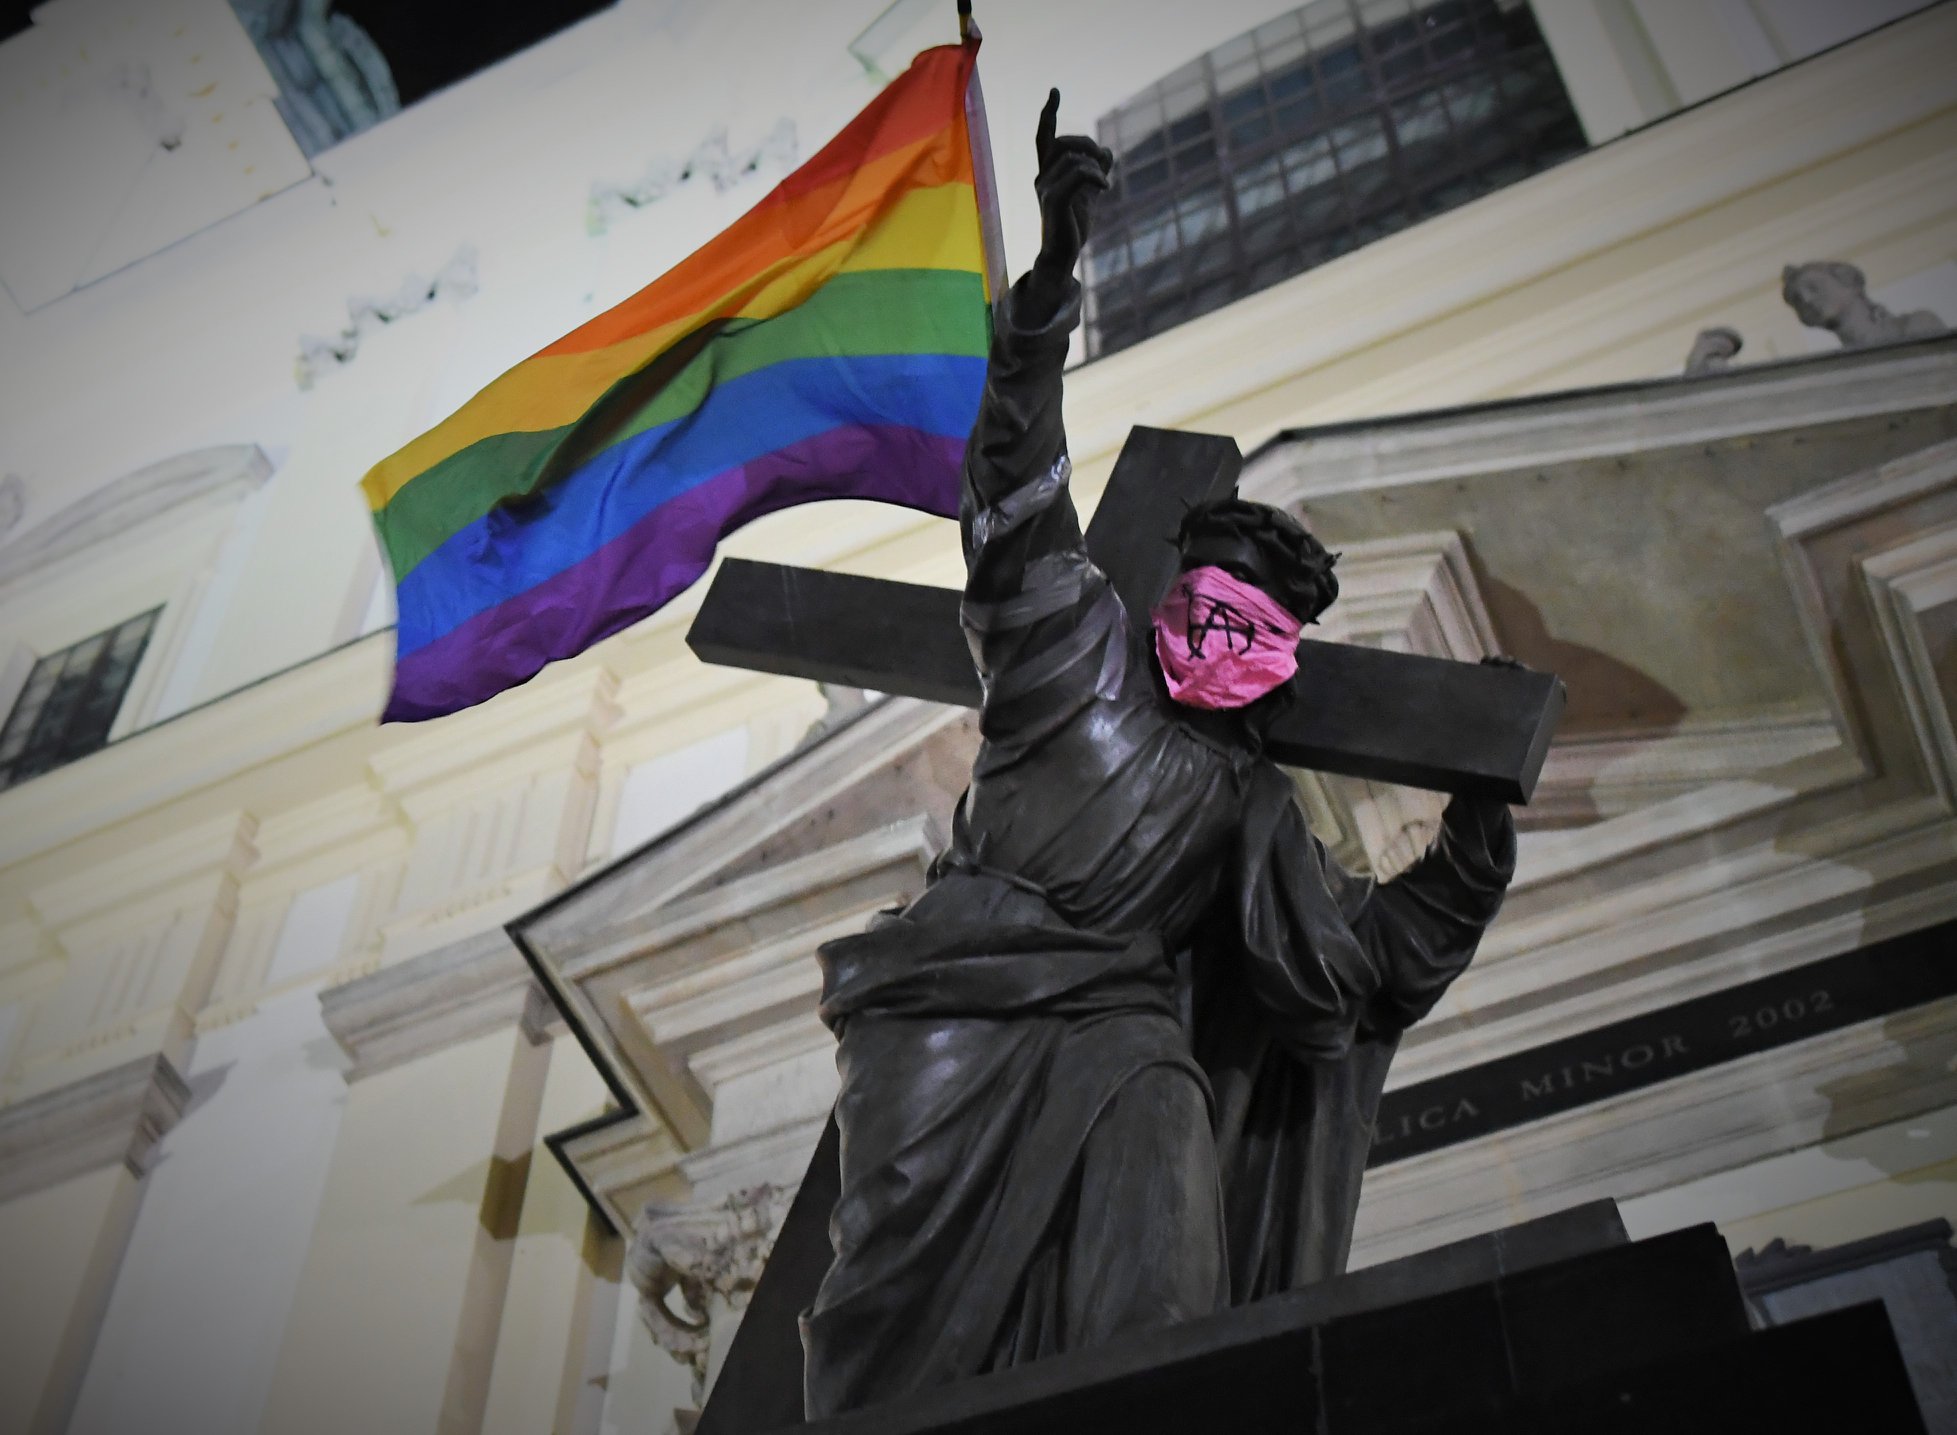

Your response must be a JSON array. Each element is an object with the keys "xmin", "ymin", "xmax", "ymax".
[{"xmin": 1, "ymin": 2, "xmax": 1953, "ymax": 1432}]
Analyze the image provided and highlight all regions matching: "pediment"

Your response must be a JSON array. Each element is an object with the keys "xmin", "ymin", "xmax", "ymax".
[{"xmin": 517, "ymin": 336, "xmax": 1957, "ymax": 1244}]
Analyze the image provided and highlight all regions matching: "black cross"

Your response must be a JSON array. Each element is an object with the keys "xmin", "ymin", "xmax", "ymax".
[{"xmin": 688, "ymin": 426, "xmax": 1565, "ymax": 801}]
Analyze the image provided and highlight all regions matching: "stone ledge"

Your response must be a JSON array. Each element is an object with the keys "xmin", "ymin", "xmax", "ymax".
[
  {"xmin": 318, "ymin": 926, "xmax": 544, "ymax": 1082},
  {"xmin": 0, "ymin": 1053, "xmax": 189, "ymax": 1204}
]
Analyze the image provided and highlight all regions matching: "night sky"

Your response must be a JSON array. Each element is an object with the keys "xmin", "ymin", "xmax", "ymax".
[{"xmin": 333, "ymin": 0, "xmax": 614, "ymax": 108}]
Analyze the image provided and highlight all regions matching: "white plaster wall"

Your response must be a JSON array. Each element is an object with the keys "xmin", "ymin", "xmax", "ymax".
[
  {"xmin": 262, "ymin": 874, "xmax": 360, "ymax": 991},
  {"xmin": 65, "ymin": 988, "xmax": 350, "ymax": 1435},
  {"xmin": 610, "ymin": 726, "xmax": 752, "ymax": 858},
  {"xmin": 1537, "ymin": 0, "xmax": 1936, "ymax": 142},
  {"xmin": 600, "ymin": 1275, "xmax": 693, "ymax": 1435}
]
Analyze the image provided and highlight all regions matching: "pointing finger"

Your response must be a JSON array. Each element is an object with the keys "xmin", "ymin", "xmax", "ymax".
[{"xmin": 1037, "ymin": 88, "xmax": 1059, "ymax": 165}]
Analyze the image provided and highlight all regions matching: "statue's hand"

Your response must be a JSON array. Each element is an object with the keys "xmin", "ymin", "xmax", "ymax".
[{"xmin": 1032, "ymin": 89, "xmax": 1112, "ymax": 289}]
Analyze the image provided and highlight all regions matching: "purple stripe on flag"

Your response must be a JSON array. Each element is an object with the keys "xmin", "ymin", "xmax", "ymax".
[{"xmin": 384, "ymin": 423, "xmax": 966, "ymax": 721}]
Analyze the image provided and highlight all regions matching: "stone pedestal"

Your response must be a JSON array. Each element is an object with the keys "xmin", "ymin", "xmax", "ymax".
[{"xmin": 700, "ymin": 1201, "xmax": 1927, "ymax": 1434}]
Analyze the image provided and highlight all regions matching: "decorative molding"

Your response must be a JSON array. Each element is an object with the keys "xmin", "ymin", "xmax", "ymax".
[
  {"xmin": 0, "ymin": 445, "xmax": 272, "ymax": 596},
  {"xmin": 627, "ymin": 1183, "xmax": 793, "ymax": 1395},
  {"xmin": 27, "ymin": 810, "xmax": 259, "ymax": 934},
  {"xmin": 318, "ymin": 925, "xmax": 542, "ymax": 1082},
  {"xmin": 557, "ymin": 1109, "xmax": 685, "ymax": 1237},
  {"xmin": 1352, "ymin": 995, "xmax": 1957, "ymax": 1269},
  {"xmin": 295, "ymin": 245, "xmax": 478, "ymax": 389},
  {"xmin": 0, "ymin": 1053, "xmax": 188, "ymax": 1204},
  {"xmin": 587, "ymin": 120, "xmax": 797, "ymax": 235},
  {"xmin": 1240, "ymin": 336, "xmax": 1957, "ymax": 502}
]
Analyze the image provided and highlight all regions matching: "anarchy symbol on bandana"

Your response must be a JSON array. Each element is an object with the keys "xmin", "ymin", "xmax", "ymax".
[{"xmin": 1183, "ymin": 587, "xmax": 1259, "ymax": 659}]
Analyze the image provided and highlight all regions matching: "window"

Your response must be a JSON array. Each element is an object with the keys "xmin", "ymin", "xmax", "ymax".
[
  {"xmin": 0, "ymin": 610, "xmax": 160, "ymax": 792},
  {"xmin": 1083, "ymin": 0, "xmax": 1586, "ymax": 359},
  {"xmin": 228, "ymin": 0, "xmax": 614, "ymax": 155}
]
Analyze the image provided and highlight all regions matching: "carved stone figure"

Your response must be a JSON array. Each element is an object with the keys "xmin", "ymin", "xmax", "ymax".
[
  {"xmin": 231, "ymin": 0, "xmax": 399, "ymax": 157},
  {"xmin": 1781, "ymin": 260, "xmax": 1947, "ymax": 349},
  {"xmin": 629, "ymin": 1184, "xmax": 792, "ymax": 1396},
  {"xmin": 1684, "ymin": 326, "xmax": 1743, "ymax": 375},
  {"xmin": 800, "ymin": 93, "xmax": 1517, "ymax": 1417}
]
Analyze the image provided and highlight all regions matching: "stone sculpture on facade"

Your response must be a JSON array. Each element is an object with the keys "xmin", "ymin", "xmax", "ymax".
[
  {"xmin": 796, "ymin": 92, "xmax": 1520, "ymax": 1418},
  {"xmin": 1684, "ymin": 325, "xmax": 1744, "ymax": 375},
  {"xmin": 628, "ymin": 1184, "xmax": 793, "ymax": 1397},
  {"xmin": 1782, "ymin": 260, "xmax": 1947, "ymax": 349},
  {"xmin": 230, "ymin": 0, "xmax": 400, "ymax": 156}
]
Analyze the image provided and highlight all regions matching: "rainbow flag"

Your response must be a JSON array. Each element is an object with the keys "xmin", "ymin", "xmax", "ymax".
[{"xmin": 363, "ymin": 42, "xmax": 993, "ymax": 721}]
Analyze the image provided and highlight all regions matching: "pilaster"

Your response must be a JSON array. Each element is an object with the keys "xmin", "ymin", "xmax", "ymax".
[
  {"xmin": 260, "ymin": 1022, "xmax": 550, "ymax": 1435},
  {"xmin": 367, "ymin": 667, "xmax": 617, "ymax": 962},
  {"xmin": 10, "ymin": 812, "xmax": 255, "ymax": 1102}
]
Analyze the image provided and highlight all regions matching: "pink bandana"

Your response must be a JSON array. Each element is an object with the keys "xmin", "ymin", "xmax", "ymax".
[{"xmin": 1150, "ymin": 565, "xmax": 1305, "ymax": 710}]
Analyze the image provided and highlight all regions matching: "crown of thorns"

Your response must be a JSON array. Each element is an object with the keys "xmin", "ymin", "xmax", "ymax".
[{"xmin": 1172, "ymin": 498, "xmax": 1341, "ymax": 623}]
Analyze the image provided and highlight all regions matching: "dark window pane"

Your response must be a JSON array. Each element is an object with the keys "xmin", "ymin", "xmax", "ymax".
[
  {"xmin": 1176, "ymin": 184, "xmax": 1228, "ymax": 245},
  {"xmin": 1084, "ymin": 0, "xmax": 1585, "ymax": 360},
  {"xmin": 1221, "ymin": 88, "xmax": 1267, "ymax": 123},
  {"xmin": 1267, "ymin": 63, "xmax": 1315, "ymax": 103},
  {"xmin": 1234, "ymin": 156, "xmax": 1286, "ymax": 217},
  {"xmin": 1230, "ymin": 114, "xmax": 1274, "ymax": 150},
  {"xmin": 0, "ymin": 609, "xmax": 158, "ymax": 792},
  {"xmin": 1171, "ymin": 134, "xmax": 1218, "ymax": 173}
]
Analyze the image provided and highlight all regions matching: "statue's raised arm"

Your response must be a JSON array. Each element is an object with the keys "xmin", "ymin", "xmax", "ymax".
[{"xmin": 960, "ymin": 92, "xmax": 1112, "ymax": 564}]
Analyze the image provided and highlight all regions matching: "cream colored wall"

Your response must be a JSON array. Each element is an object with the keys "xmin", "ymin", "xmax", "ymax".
[
  {"xmin": 1532, "ymin": 0, "xmax": 1938, "ymax": 144},
  {"xmin": 260, "ymin": 1024, "xmax": 548, "ymax": 1434},
  {"xmin": 1622, "ymin": 1103, "xmax": 1957, "ymax": 1256},
  {"xmin": 0, "ymin": 1165, "xmax": 141, "ymax": 1435},
  {"xmin": 480, "ymin": 1040, "xmax": 661, "ymax": 1435},
  {"xmin": 1, "ymin": 4, "xmax": 1954, "ymax": 1431}
]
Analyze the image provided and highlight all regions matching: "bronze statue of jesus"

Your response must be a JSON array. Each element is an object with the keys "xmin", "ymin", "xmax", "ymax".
[{"xmin": 801, "ymin": 92, "xmax": 1517, "ymax": 1417}]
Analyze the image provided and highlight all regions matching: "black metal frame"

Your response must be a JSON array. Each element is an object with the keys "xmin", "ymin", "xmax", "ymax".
[
  {"xmin": 1083, "ymin": 0, "xmax": 1586, "ymax": 358},
  {"xmin": 0, "ymin": 608, "xmax": 160, "ymax": 792}
]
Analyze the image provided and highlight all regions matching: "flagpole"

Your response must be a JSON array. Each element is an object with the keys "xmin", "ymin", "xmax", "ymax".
[{"xmin": 958, "ymin": 2, "xmax": 1010, "ymax": 302}]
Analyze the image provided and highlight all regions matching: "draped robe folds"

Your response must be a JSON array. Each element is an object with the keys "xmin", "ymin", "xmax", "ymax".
[{"xmin": 800, "ymin": 273, "xmax": 1517, "ymax": 1418}]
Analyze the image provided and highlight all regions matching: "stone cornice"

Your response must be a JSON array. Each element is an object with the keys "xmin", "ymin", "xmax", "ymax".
[
  {"xmin": 318, "ymin": 925, "xmax": 544, "ymax": 1082},
  {"xmin": 26, "ymin": 810, "xmax": 258, "ymax": 933},
  {"xmin": 0, "ymin": 1052, "xmax": 189, "ymax": 1203},
  {"xmin": 0, "ymin": 633, "xmax": 389, "ymax": 872},
  {"xmin": 1241, "ymin": 337, "xmax": 1957, "ymax": 501}
]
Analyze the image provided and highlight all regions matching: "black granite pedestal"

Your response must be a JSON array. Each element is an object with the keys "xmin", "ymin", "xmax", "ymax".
[{"xmin": 701, "ymin": 1200, "xmax": 1925, "ymax": 1435}]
